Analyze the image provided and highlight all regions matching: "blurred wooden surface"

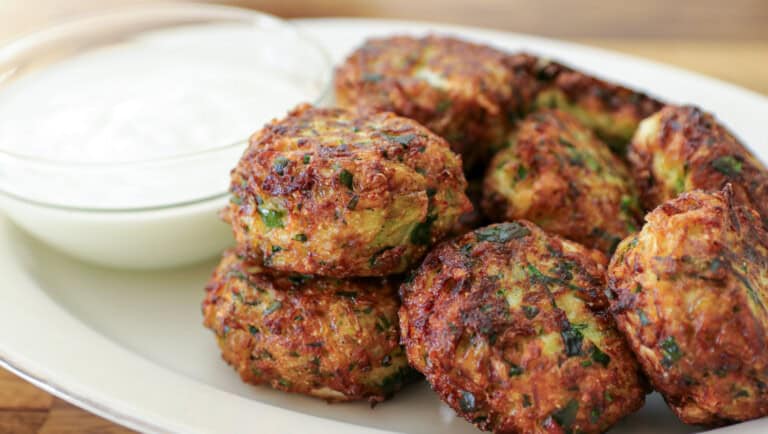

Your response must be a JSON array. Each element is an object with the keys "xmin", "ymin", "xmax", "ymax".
[
  {"xmin": 0, "ymin": 0, "xmax": 766, "ymax": 95},
  {"xmin": 1, "ymin": 1, "xmax": 767, "ymax": 433},
  {"xmin": 575, "ymin": 39, "xmax": 768, "ymax": 95},
  {"xmin": 0, "ymin": 368, "xmax": 134, "ymax": 434},
  {"xmin": 3, "ymin": 0, "xmax": 768, "ymax": 40}
]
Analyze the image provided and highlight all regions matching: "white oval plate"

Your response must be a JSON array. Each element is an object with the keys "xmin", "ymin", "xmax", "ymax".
[{"xmin": 2, "ymin": 14, "xmax": 768, "ymax": 434}]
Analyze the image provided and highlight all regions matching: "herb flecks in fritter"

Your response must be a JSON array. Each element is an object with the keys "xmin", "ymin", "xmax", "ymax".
[
  {"xmin": 225, "ymin": 104, "xmax": 471, "ymax": 277},
  {"xmin": 202, "ymin": 250, "xmax": 417, "ymax": 403},
  {"xmin": 628, "ymin": 105, "xmax": 768, "ymax": 227},
  {"xmin": 334, "ymin": 35, "xmax": 542, "ymax": 170},
  {"xmin": 400, "ymin": 221, "xmax": 647, "ymax": 433},
  {"xmin": 336, "ymin": 34, "xmax": 664, "ymax": 171},
  {"xmin": 533, "ymin": 60, "xmax": 663, "ymax": 154},
  {"xmin": 483, "ymin": 109, "xmax": 642, "ymax": 253},
  {"xmin": 608, "ymin": 187, "xmax": 768, "ymax": 425}
]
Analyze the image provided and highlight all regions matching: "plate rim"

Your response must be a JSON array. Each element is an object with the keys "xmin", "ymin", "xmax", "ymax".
[{"xmin": 0, "ymin": 357, "xmax": 164, "ymax": 433}]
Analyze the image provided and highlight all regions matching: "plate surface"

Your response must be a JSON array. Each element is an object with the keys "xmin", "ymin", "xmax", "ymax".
[{"xmin": 2, "ymin": 15, "xmax": 768, "ymax": 434}]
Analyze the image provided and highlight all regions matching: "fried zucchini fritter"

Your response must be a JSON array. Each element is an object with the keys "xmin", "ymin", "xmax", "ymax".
[
  {"xmin": 202, "ymin": 250, "xmax": 416, "ymax": 402},
  {"xmin": 335, "ymin": 35, "xmax": 663, "ymax": 168},
  {"xmin": 628, "ymin": 105, "xmax": 768, "ymax": 227},
  {"xmin": 482, "ymin": 109, "xmax": 642, "ymax": 253},
  {"xmin": 334, "ymin": 35, "xmax": 541, "ymax": 170},
  {"xmin": 225, "ymin": 104, "xmax": 470, "ymax": 277},
  {"xmin": 608, "ymin": 187, "xmax": 768, "ymax": 425},
  {"xmin": 533, "ymin": 60, "xmax": 663, "ymax": 154},
  {"xmin": 400, "ymin": 221, "xmax": 647, "ymax": 433}
]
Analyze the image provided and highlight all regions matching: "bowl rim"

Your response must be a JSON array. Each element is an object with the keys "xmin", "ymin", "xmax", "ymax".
[
  {"xmin": 0, "ymin": 2, "xmax": 332, "ymax": 166},
  {"xmin": 0, "ymin": 188, "xmax": 231, "ymax": 215},
  {"xmin": 0, "ymin": 3, "xmax": 332, "ymax": 213}
]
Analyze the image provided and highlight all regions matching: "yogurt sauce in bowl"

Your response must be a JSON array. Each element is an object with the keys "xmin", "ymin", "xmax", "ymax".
[{"xmin": 0, "ymin": 4, "xmax": 331, "ymax": 268}]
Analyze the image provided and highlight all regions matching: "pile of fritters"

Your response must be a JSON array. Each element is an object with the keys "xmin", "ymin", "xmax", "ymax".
[
  {"xmin": 202, "ymin": 103, "xmax": 471, "ymax": 403},
  {"xmin": 203, "ymin": 34, "xmax": 768, "ymax": 433}
]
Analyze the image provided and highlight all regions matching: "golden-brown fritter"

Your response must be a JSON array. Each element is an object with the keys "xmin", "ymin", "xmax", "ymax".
[
  {"xmin": 400, "ymin": 221, "xmax": 647, "ymax": 433},
  {"xmin": 335, "ymin": 35, "xmax": 663, "ymax": 168},
  {"xmin": 224, "ymin": 104, "xmax": 470, "ymax": 278},
  {"xmin": 533, "ymin": 60, "xmax": 663, "ymax": 154},
  {"xmin": 608, "ymin": 187, "xmax": 768, "ymax": 425},
  {"xmin": 628, "ymin": 105, "xmax": 768, "ymax": 227},
  {"xmin": 482, "ymin": 109, "xmax": 642, "ymax": 253},
  {"xmin": 202, "ymin": 250, "xmax": 417, "ymax": 403},
  {"xmin": 334, "ymin": 35, "xmax": 541, "ymax": 170}
]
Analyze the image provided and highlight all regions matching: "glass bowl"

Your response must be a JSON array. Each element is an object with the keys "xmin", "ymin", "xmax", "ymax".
[{"xmin": 0, "ymin": 3, "xmax": 331, "ymax": 268}]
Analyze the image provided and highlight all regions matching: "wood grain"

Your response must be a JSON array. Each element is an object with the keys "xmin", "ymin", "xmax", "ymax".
[
  {"xmin": 0, "ymin": 369, "xmax": 53, "ymax": 411},
  {"xmin": 0, "ymin": 368, "xmax": 136, "ymax": 433},
  {"xmin": 232, "ymin": 0, "xmax": 768, "ymax": 39},
  {"xmin": 577, "ymin": 39, "xmax": 768, "ymax": 95},
  {"xmin": 37, "ymin": 400, "xmax": 135, "ymax": 434},
  {"xmin": 0, "ymin": 411, "xmax": 48, "ymax": 434},
  {"xmin": 1, "ymin": 1, "xmax": 767, "ymax": 433}
]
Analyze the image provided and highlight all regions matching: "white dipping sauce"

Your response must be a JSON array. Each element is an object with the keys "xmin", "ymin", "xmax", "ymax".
[
  {"xmin": 0, "ymin": 24, "xmax": 325, "ymax": 208},
  {"xmin": 0, "ymin": 9, "xmax": 329, "ymax": 269}
]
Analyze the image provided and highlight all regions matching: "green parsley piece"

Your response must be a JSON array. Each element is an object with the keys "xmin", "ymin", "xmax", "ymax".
[
  {"xmin": 339, "ymin": 169, "xmax": 354, "ymax": 189},
  {"xmin": 264, "ymin": 300, "xmax": 282, "ymax": 316},
  {"xmin": 476, "ymin": 222, "xmax": 531, "ymax": 243},
  {"xmin": 551, "ymin": 399, "xmax": 579, "ymax": 430},
  {"xmin": 711, "ymin": 155, "xmax": 743, "ymax": 177},
  {"xmin": 660, "ymin": 336, "xmax": 683, "ymax": 367},
  {"xmin": 459, "ymin": 391, "xmax": 476, "ymax": 412}
]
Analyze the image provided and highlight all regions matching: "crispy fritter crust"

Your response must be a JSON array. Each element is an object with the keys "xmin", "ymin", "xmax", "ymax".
[
  {"xmin": 335, "ymin": 35, "xmax": 662, "ymax": 165},
  {"xmin": 202, "ymin": 250, "xmax": 416, "ymax": 402},
  {"xmin": 482, "ymin": 109, "xmax": 642, "ymax": 253},
  {"xmin": 334, "ymin": 35, "xmax": 541, "ymax": 170},
  {"xmin": 224, "ymin": 104, "xmax": 471, "ymax": 277},
  {"xmin": 400, "ymin": 221, "xmax": 647, "ymax": 433},
  {"xmin": 534, "ymin": 60, "xmax": 663, "ymax": 154},
  {"xmin": 627, "ymin": 105, "xmax": 768, "ymax": 226},
  {"xmin": 608, "ymin": 187, "xmax": 768, "ymax": 425}
]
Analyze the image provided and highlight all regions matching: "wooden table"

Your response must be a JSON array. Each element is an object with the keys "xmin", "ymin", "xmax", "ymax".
[
  {"xmin": 1, "ymin": 1, "xmax": 767, "ymax": 432},
  {"xmin": 0, "ymin": 368, "xmax": 134, "ymax": 434}
]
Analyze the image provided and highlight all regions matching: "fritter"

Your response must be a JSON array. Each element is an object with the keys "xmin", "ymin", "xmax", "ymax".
[
  {"xmin": 482, "ymin": 109, "xmax": 642, "ymax": 254},
  {"xmin": 334, "ymin": 35, "xmax": 541, "ymax": 170},
  {"xmin": 533, "ymin": 60, "xmax": 663, "ymax": 154},
  {"xmin": 627, "ymin": 105, "xmax": 768, "ymax": 226},
  {"xmin": 400, "ymin": 221, "xmax": 647, "ymax": 433},
  {"xmin": 202, "ymin": 250, "xmax": 416, "ymax": 403},
  {"xmin": 224, "ymin": 104, "xmax": 471, "ymax": 278},
  {"xmin": 608, "ymin": 187, "xmax": 768, "ymax": 425}
]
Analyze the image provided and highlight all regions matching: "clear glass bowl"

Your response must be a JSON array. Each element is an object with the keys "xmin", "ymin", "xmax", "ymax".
[
  {"xmin": 0, "ymin": 3, "xmax": 331, "ymax": 268},
  {"xmin": 0, "ymin": 3, "xmax": 331, "ymax": 210}
]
